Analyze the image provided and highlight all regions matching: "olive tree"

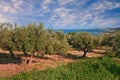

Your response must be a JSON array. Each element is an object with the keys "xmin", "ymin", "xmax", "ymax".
[
  {"xmin": 71, "ymin": 32, "xmax": 94, "ymax": 57},
  {"xmin": 54, "ymin": 31, "xmax": 69, "ymax": 55},
  {"xmin": 46, "ymin": 29, "xmax": 69, "ymax": 55},
  {"xmin": 92, "ymin": 35, "xmax": 103, "ymax": 48},
  {"xmin": 102, "ymin": 31, "xmax": 120, "ymax": 55},
  {"xmin": 0, "ymin": 23, "xmax": 16, "ymax": 58}
]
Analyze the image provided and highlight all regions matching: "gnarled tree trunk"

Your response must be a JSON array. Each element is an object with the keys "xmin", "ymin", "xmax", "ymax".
[
  {"xmin": 82, "ymin": 48, "xmax": 88, "ymax": 57},
  {"xmin": 9, "ymin": 49, "xmax": 15, "ymax": 58}
]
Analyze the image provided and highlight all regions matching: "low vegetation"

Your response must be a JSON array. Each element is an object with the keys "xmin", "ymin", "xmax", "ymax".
[{"xmin": 1, "ymin": 57, "xmax": 120, "ymax": 80}]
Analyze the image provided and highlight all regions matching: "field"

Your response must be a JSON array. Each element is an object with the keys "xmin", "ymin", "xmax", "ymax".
[
  {"xmin": 1, "ymin": 56, "xmax": 120, "ymax": 80},
  {"xmin": 0, "ymin": 49, "xmax": 105, "ymax": 77},
  {"xmin": 0, "ymin": 49, "xmax": 120, "ymax": 80}
]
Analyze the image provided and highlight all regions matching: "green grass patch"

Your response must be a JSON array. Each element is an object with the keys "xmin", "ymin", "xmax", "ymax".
[{"xmin": 1, "ymin": 57, "xmax": 120, "ymax": 80}]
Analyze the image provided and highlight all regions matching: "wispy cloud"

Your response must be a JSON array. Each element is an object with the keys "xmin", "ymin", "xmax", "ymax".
[
  {"xmin": 0, "ymin": 14, "xmax": 8, "ymax": 22},
  {"xmin": 90, "ymin": 1, "xmax": 120, "ymax": 11},
  {"xmin": 58, "ymin": 0, "xmax": 74, "ymax": 5},
  {"xmin": 0, "ymin": 0, "xmax": 120, "ymax": 28},
  {"xmin": 41, "ymin": 0, "xmax": 52, "ymax": 13}
]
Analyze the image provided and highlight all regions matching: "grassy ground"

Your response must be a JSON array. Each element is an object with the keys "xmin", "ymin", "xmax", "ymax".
[
  {"xmin": 0, "ymin": 49, "xmax": 104, "ymax": 77},
  {"xmin": 1, "ymin": 56, "xmax": 120, "ymax": 80}
]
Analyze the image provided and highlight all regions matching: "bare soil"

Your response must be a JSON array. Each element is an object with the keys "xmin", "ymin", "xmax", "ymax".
[{"xmin": 0, "ymin": 49, "xmax": 106, "ymax": 77}]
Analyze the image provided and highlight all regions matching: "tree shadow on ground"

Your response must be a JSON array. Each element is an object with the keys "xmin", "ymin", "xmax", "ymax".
[
  {"xmin": 62, "ymin": 53, "xmax": 85, "ymax": 60},
  {"xmin": 0, "ymin": 52, "xmax": 22, "ymax": 64},
  {"xmin": 0, "ymin": 52, "xmax": 53, "ymax": 64}
]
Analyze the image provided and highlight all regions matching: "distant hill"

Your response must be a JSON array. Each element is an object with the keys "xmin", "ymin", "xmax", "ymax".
[
  {"xmin": 98, "ymin": 27, "xmax": 120, "ymax": 31},
  {"xmin": 115, "ymin": 27, "xmax": 120, "ymax": 30}
]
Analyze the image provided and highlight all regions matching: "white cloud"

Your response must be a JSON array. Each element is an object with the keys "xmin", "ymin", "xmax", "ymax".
[
  {"xmin": 49, "ymin": 7, "xmax": 76, "ymax": 27},
  {"xmin": 13, "ymin": 1, "xmax": 23, "ymax": 7},
  {"xmin": 88, "ymin": 17, "xmax": 120, "ymax": 28},
  {"xmin": 43, "ymin": 0, "xmax": 51, "ymax": 5},
  {"xmin": 58, "ymin": 0, "xmax": 74, "ymax": 5},
  {"xmin": 2, "ymin": 5, "xmax": 10, "ymax": 12},
  {"xmin": 41, "ymin": 0, "xmax": 51, "ymax": 12},
  {"xmin": 0, "ymin": 14, "xmax": 8, "ymax": 22},
  {"xmin": 90, "ymin": 1, "xmax": 120, "ymax": 12},
  {"xmin": 47, "ymin": 0, "xmax": 120, "ymax": 28},
  {"xmin": 11, "ymin": 0, "xmax": 18, "ymax": 3},
  {"xmin": 12, "ymin": 0, "xmax": 24, "ymax": 13},
  {"xmin": 0, "ymin": 0, "xmax": 120, "ymax": 28},
  {"xmin": 0, "ymin": 0, "xmax": 24, "ymax": 14},
  {"xmin": 66, "ymin": 0, "xmax": 120, "ymax": 28}
]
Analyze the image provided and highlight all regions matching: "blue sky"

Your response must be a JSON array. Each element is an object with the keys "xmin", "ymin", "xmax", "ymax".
[{"xmin": 0, "ymin": 0, "xmax": 120, "ymax": 29}]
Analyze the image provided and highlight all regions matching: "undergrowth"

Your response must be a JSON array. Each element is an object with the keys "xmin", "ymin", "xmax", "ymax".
[{"xmin": 1, "ymin": 56, "xmax": 120, "ymax": 80}]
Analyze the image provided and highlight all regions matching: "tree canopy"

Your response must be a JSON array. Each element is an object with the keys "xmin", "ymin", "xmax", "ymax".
[
  {"xmin": 68, "ymin": 32, "xmax": 94, "ymax": 57},
  {"xmin": 0, "ymin": 23, "xmax": 69, "ymax": 58},
  {"xmin": 102, "ymin": 31, "xmax": 120, "ymax": 55}
]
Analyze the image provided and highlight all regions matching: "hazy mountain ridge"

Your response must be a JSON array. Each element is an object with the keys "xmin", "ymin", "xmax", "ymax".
[{"xmin": 98, "ymin": 27, "xmax": 120, "ymax": 31}]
